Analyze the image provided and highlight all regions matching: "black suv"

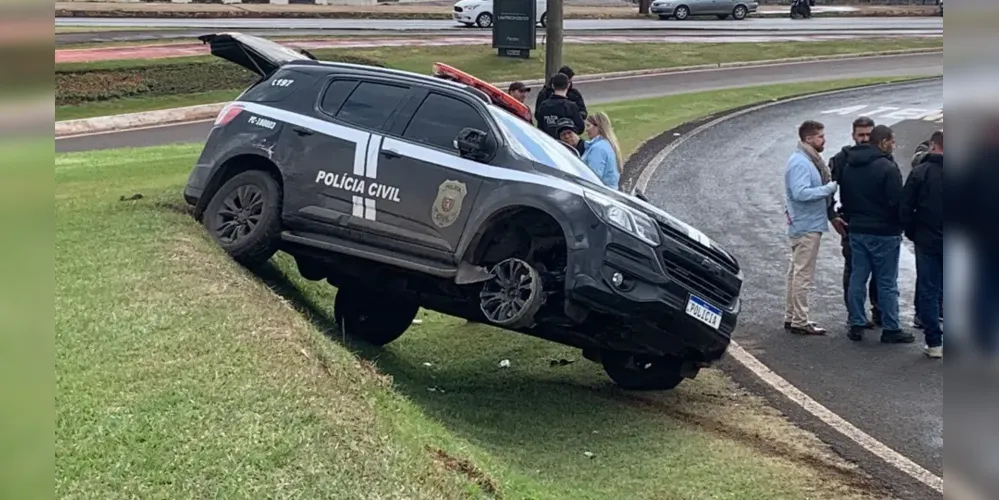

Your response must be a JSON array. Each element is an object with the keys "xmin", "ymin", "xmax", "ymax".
[{"xmin": 184, "ymin": 33, "xmax": 744, "ymax": 390}]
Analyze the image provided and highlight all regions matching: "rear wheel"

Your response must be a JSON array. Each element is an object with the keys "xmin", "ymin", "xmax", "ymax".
[
  {"xmin": 475, "ymin": 12, "xmax": 493, "ymax": 28},
  {"xmin": 202, "ymin": 170, "xmax": 282, "ymax": 268},
  {"xmin": 540, "ymin": 12, "xmax": 547, "ymax": 27},
  {"xmin": 601, "ymin": 351, "xmax": 685, "ymax": 391},
  {"xmin": 732, "ymin": 4, "xmax": 748, "ymax": 20},
  {"xmin": 335, "ymin": 287, "xmax": 419, "ymax": 346}
]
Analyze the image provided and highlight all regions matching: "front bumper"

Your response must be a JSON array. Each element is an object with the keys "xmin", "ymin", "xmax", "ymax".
[
  {"xmin": 452, "ymin": 11, "xmax": 475, "ymax": 23},
  {"xmin": 566, "ymin": 224, "xmax": 740, "ymax": 363},
  {"xmin": 650, "ymin": 5, "xmax": 675, "ymax": 15}
]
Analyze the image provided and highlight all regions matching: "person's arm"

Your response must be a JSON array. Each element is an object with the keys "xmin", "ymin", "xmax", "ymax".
[
  {"xmin": 884, "ymin": 160, "xmax": 905, "ymax": 220},
  {"xmin": 594, "ymin": 147, "xmax": 619, "ymax": 189},
  {"xmin": 786, "ymin": 156, "xmax": 836, "ymax": 202},
  {"xmin": 534, "ymin": 102, "xmax": 544, "ymax": 129},
  {"xmin": 899, "ymin": 164, "xmax": 923, "ymax": 240},
  {"xmin": 569, "ymin": 102, "xmax": 585, "ymax": 134},
  {"xmin": 571, "ymin": 88, "xmax": 588, "ymax": 119}
]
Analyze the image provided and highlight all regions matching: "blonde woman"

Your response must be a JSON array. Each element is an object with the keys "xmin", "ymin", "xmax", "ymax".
[{"xmin": 581, "ymin": 112, "xmax": 624, "ymax": 190}]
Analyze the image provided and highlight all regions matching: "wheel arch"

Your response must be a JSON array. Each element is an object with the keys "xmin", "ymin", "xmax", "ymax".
[
  {"xmin": 193, "ymin": 153, "xmax": 284, "ymax": 220},
  {"xmin": 458, "ymin": 199, "xmax": 575, "ymax": 267}
]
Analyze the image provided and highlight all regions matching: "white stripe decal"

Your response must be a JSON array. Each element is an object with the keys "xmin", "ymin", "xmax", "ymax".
[
  {"xmin": 351, "ymin": 195, "xmax": 364, "ymax": 217},
  {"xmin": 364, "ymin": 198, "xmax": 377, "ymax": 221},
  {"xmin": 237, "ymin": 101, "xmax": 587, "ymax": 197},
  {"xmin": 365, "ymin": 134, "xmax": 382, "ymax": 180},
  {"xmin": 354, "ymin": 134, "xmax": 369, "ymax": 176}
]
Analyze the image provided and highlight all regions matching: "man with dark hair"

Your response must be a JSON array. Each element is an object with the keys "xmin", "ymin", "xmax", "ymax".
[
  {"xmin": 783, "ymin": 119, "xmax": 838, "ymax": 335},
  {"xmin": 901, "ymin": 129, "xmax": 944, "ymax": 358},
  {"xmin": 838, "ymin": 124, "xmax": 914, "ymax": 343},
  {"xmin": 534, "ymin": 73, "xmax": 585, "ymax": 140},
  {"xmin": 909, "ymin": 132, "xmax": 944, "ymax": 329},
  {"xmin": 534, "ymin": 65, "xmax": 588, "ymax": 119},
  {"xmin": 507, "ymin": 81, "xmax": 530, "ymax": 104},
  {"xmin": 827, "ymin": 116, "xmax": 881, "ymax": 328}
]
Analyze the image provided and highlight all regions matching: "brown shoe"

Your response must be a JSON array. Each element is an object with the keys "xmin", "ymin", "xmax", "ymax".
[{"xmin": 790, "ymin": 323, "xmax": 827, "ymax": 336}]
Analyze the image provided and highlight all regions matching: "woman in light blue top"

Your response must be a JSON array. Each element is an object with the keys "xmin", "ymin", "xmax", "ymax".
[{"xmin": 581, "ymin": 111, "xmax": 623, "ymax": 190}]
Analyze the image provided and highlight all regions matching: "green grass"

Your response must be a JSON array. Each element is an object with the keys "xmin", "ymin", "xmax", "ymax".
[
  {"xmin": 55, "ymin": 38, "xmax": 942, "ymax": 121},
  {"xmin": 55, "ymin": 80, "xmax": 907, "ymax": 499}
]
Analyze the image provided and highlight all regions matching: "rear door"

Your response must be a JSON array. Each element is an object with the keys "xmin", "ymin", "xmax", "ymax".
[{"xmin": 289, "ymin": 76, "xmax": 418, "ymax": 242}]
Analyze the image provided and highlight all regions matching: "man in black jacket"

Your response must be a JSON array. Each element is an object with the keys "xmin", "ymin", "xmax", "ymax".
[
  {"xmin": 827, "ymin": 116, "xmax": 880, "ymax": 327},
  {"xmin": 534, "ymin": 73, "xmax": 585, "ymax": 140},
  {"xmin": 900, "ymin": 130, "xmax": 944, "ymax": 358},
  {"xmin": 839, "ymin": 124, "xmax": 914, "ymax": 344},
  {"xmin": 534, "ymin": 65, "xmax": 588, "ymax": 120}
]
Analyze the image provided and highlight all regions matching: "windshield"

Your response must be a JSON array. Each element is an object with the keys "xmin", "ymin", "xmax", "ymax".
[{"xmin": 488, "ymin": 105, "xmax": 604, "ymax": 185}]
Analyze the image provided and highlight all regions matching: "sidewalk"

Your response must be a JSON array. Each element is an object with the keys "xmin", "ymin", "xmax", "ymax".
[{"xmin": 54, "ymin": 1, "xmax": 938, "ymax": 19}]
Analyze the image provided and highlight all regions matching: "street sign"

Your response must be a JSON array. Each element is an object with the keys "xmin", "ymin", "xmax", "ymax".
[{"xmin": 492, "ymin": 0, "xmax": 536, "ymax": 58}]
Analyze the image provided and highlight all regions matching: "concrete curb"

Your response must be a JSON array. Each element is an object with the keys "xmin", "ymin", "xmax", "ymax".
[{"xmin": 54, "ymin": 48, "xmax": 942, "ymax": 138}]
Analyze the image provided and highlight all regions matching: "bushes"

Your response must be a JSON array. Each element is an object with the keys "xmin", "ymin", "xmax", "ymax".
[{"xmin": 56, "ymin": 53, "xmax": 385, "ymax": 106}]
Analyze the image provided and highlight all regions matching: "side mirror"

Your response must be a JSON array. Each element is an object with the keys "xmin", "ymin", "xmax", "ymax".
[{"xmin": 454, "ymin": 127, "xmax": 493, "ymax": 161}]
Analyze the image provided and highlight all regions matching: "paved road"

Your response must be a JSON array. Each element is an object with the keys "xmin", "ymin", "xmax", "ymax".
[
  {"xmin": 56, "ymin": 52, "xmax": 942, "ymax": 153},
  {"xmin": 642, "ymin": 79, "xmax": 942, "ymax": 491},
  {"xmin": 56, "ymin": 28, "xmax": 942, "ymax": 46},
  {"xmin": 55, "ymin": 16, "xmax": 943, "ymax": 32}
]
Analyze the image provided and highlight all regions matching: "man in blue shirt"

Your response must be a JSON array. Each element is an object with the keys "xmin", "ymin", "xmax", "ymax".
[{"xmin": 784, "ymin": 120, "xmax": 838, "ymax": 335}]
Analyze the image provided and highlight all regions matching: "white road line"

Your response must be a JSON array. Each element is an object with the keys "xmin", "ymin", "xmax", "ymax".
[{"xmin": 635, "ymin": 80, "xmax": 944, "ymax": 495}]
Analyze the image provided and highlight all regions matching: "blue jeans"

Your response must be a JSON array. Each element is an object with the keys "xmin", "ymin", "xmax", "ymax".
[
  {"xmin": 848, "ymin": 233, "xmax": 902, "ymax": 331},
  {"xmin": 915, "ymin": 246, "xmax": 943, "ymax": 347}
]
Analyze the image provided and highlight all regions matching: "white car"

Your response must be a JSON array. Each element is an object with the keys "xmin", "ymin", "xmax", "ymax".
[{"xmin": 452, "ymin": 0, "xmax": 549, "ymax": 28}]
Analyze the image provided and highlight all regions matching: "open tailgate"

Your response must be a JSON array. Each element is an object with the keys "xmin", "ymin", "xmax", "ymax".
[{"xmin": 198, "ymin": 32, "xmax": 312, "ymax": 76}]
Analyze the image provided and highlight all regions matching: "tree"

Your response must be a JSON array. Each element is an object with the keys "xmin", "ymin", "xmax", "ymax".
[{"xmin": 638, "ymin": 0, "xmax": 651, "ymax": 15}]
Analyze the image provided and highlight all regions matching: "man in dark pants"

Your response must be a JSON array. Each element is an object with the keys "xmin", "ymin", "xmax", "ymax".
[
  {"xmin": 900, "ymin": 130, "xmax": 944, "ymax": 358},
  {"xmin": 828, "ymin": 116, "xmax": 881, "ymax": 328},
  {"xmin": 838, "ymin": 125, "xmax": 914, "ymax": 343},
  {"xmin": 909, "ymin": 138, "xmax": 943, "ymax": 329}
]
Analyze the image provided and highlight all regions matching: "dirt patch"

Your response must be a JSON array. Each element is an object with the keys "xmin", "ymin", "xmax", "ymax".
[
  {"xmin": 426, "ymin": 445, "xmax": 502, "ymax": 498},
  {"xmin": 620, "ymin": 76, "xmax": 940, "ymax": 193}
]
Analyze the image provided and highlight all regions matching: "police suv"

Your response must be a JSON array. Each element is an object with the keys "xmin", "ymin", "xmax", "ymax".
[{"xmin": 184, "ymin": 33, "xmax": 744, "ymax": 391}]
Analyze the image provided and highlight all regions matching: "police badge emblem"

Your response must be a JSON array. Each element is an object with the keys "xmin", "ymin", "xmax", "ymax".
[{"xmin": 431, "ymin": 180, "xmax": 467, "ymax": 228}]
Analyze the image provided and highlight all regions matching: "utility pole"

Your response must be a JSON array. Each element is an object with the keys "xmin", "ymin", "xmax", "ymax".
[
  {"xmin": 544, "ymin": 0, "xmax": 563, "ymax": 82},
  {"xmin": 639, "ymin": 0, "xmax": 651, "ymax": 15}
]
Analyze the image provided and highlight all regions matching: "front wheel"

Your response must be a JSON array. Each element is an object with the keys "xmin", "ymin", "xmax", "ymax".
[
  {"xmin": 673, "ymin": 5, "xmax": 690, "ymax": 20},
  {"xmin": 601, "ymin": 351, "xmax": 686, "ymax": 391},
  {"xmin": 732, "ymin": 5, "xmax": 748, "ymax": 20},
  {"xmin": 475, "ymin": 12, "xmax": 493, "ymax": 28},
  {"xmin": 335, "ymin": 287, "xmax": 419, "ymax": 346},
  {"xmin": 202, "ymin": 169, "xmax": 282, "ymax": 268}
]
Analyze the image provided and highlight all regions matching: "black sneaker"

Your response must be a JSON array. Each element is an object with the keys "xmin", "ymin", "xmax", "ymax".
[
  {"xmin": 871, "ymin": 311, "xmax": 883, "ymax": 327},
  {"xmin": 881, "ymin": 330, "xmax": 916, "ymax": 344},
  {"xmin": 913, "ymin": 315, "xmax": 924, "ymax": 329},
  {"xmin": 847, "ymin": 327, "xmax": 865, "ymax": 341}
]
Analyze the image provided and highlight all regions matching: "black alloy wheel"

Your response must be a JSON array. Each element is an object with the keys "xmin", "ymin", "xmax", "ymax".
[{"xmin": 479, "ymin": 257, "xmax": 543, "ymax": 329}]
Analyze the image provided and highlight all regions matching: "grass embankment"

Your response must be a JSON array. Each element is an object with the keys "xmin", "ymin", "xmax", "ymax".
[
  {"xmin": 55, "ymin": 79, "xmax": 906, "ymax": 500},
  {"xmin": 55, "ymin": 38, "xmax": 943, "ymax": 121}
]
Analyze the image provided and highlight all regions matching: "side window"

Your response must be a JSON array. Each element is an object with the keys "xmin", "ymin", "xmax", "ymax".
[
  {"xmin": 402, "ymin": 93, "xmax": 488, "ymax": 152},
  {"xmin": 318, "ymin": 79, "xmax": 359, "ymax": 116},
  {"xmin": 335, "ymin": 81, "xmax": 409, "ymax": 130}
]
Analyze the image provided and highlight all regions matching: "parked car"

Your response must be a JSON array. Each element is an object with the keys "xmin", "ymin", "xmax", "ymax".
[
  {"xmin": 452, "ymin": 0, "xmax": 548, "ymax": 28},
  {"xmin": 187, "ymin": 33, "xmax": 744, "ymax": 391},
  {"xmin": 650, "ymin": 0, "xmax": 758, "ymax": 20}
]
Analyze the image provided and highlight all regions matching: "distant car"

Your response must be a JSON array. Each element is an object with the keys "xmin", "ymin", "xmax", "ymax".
[
  {"xmin": 186, "ymin": 32, "xmax": 745, "ymax": 392},
  {"xmin": 452, "ymin": 0, "xmax": 548, "ymax": 28},
  {"xmin": 650, "ymin": 0, "xmax": 758, "ymax": 20}
]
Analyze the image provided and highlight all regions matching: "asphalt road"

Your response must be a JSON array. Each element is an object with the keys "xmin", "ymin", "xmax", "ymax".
[
  {"xmin": 55, "ymin": 16, "xmax": 943, "ymax": 32},
  {"xmin": 56, "ymin": 52, "xmax": 942, "ymax": 153},
  {"xmin": 642, "ymin": 79, "xmax": 943, "ymax": 489}
]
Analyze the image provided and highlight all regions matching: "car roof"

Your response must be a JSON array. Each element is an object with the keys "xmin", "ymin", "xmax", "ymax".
[{"xmin": 285, "ymin": 59, "xmax": 495, "ymax": 106}]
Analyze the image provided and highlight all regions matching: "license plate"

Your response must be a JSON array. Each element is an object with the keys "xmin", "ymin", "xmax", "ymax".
[{"xmin": 685, "ymin": 295, "xmax": 722, "ymax": 330}]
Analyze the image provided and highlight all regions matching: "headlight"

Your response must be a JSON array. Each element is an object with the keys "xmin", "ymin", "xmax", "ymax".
[
  {"xmin": 464, "ymin": 4, "xmax": 478, "ymax": 9},
  {"xmin": 584, "ymin": 190, "xmax": 661, "ymax": 247}
]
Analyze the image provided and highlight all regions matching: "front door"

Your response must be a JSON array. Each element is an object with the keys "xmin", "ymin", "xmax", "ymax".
[{"xmin": 370, "ymin": 90, "xmax": 491, "ymax": 256}]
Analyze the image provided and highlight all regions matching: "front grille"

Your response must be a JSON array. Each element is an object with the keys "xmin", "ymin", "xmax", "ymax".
[
  {"xmin": 661, "ymin": 259, "xmax": 738, "ymax": 309},
  {"xmin": 454, "ymin": 6, "xmax": 463, "ymax": 12},
  {"xmin": 656, "ymin": 221, "xmax": 738, "ymax": 275}
]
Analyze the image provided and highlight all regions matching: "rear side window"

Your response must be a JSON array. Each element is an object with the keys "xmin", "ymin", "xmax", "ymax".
[
  {"xmin": 239, "ymin": 69, "xmax": 315, "ymax": 103},
  {"xmin": 318, "ymin": 79, "xmax": 359, "ymax": 116},
  {"xmin": 402, "ymin": 93, "xmax": 488, "ymax": 152},
  {"xmin": 335, "ymin": 81, "xmax": 409, "ymax": 131}
]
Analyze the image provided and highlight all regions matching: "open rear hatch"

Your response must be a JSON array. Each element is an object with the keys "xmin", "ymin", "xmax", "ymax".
[{"xmin": 198, "ymin": 32, "xmax": 313, "ymax": 76}]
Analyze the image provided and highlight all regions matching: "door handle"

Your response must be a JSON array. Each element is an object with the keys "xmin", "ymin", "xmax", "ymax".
[
  {"xmin": 292, "ymin": 127, "xmax": 314, "ymax": 136},
  {"xmin": 382, "ymin": 149, "xmax": 401, "ymax": 159}
]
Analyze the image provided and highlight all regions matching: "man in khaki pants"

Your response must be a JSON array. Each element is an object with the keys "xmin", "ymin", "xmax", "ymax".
[{"xmin": 783, "ymin": 120, "xmax": 838, "ymax": 335}]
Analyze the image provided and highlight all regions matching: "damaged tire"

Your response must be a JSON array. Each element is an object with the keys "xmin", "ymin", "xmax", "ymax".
[
  {"xmin": 335, "ymin": 287, "xmax": 419, "ymax": 346},
  {"xmin": 479, "ymin": 257, "xmax": 544, "ymax": 329},
  {"xmin": 601, "ymin": 351, "xmax": 685, "ymax": 391}
]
